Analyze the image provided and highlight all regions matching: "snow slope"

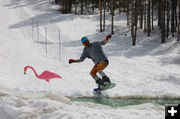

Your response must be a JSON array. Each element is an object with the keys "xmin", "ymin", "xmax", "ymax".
[{"xmin": 0, "ymin": 0, "xmax": 179, "ymax": 118}]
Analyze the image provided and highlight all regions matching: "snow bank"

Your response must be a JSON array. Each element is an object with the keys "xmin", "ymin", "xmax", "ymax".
[{"xmin": 0, "ymin": 94, "xmax": 164, "ymax": 119}]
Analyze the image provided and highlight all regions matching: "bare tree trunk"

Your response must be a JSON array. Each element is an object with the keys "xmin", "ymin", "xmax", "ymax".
[
  {"xmin": 63, "ymin": 0, "xmax": 67, "ymax": 14},
  {"xmin": 103, "ymin": 0, "xmax": 106, "ymax": 31},
  {"xmin": 107, "ymin": 0, "xmax": 110, "ymax": 12},
  {"xmin": 151, "ymin": 0, "xmax": 154, "ymax": 30},
  {"xmin": 160, "ymin": 0, "xmax": 165, "ymax": 43},
  {"xmin": 134, "ymin": 0, "xmax": 138, "ymax": 45},
  {"xmin": 123, "ymin": 0, "xmax": 126, "ymax": 12},
  {"xmin": 175, "ymin": 0, "xmax": 178, "ymax": 29},
  {"xmin": 111, "ymin": 0, "xmax": 114, "ymax": 35},
  {"xmin": 178, "ymin": 0, "xmax": 180, "ymax": 41},
  {"xmin": 69, "ymin": 0, "xmax": 72, "ymax": 13},
  {"xmin": 166, "ymin": 0, "xmax": 170, "ymax": 38},
  {"xmin": 127, "ymin": 0, "xmax": 130, "ymax": 26},
  {"xmin": 81, "ymin": 0, "xmax": 83, "ymax": 14},
  {"xmin": 158, "ymin": 0, "xmax": 161, "ymax": 27},
  {"xmin": 147, "ymin": 0, "xmax": 151, "ymax": 36},
  {"xmin": 131, "ymin": 0, "xmax": 138, "ymax": 45},
  {"xmin": 119, "ymin": 0, "xmax": 121, "ymax": 14},
  {"xmin": 172, "ymin": 0, "xmax": 175, "ymax": 37},
  {"xmin": 92, "ymin": 0, "xmax": 95, "ymax": 12},
  {"xmin": 131, "ymin": 0, "xmax": 134, "ymax": 40},
  {"xmin": 75, "ymin": 0, "xmax": 77, "ymax": 14},
  {"xmin": 85, "ymin": 0, "xmax": 88, "ymax": 9},
  {"xmin": 144, "ymin": 0, "xmax": 147, "ymax": 32},
  {"xmin": 99, "ymin": 0, "xmax": 103, "ymax": 32},
  {"xmin": 139, "ymin": 0, "xmax": 143, "ymax": 29},
  {"xmin": 62, "ymin": 0, "xmax": 70, "ymax": 14}
]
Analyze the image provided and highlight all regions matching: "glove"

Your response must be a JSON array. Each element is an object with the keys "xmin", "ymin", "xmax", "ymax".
[
  {"xmin": 69, "ymin": 59, "xmax": 76, "ymax": 64},
  {"xmin": 106, "ymin": 35, "xmax": 111, "ymax": 40}
]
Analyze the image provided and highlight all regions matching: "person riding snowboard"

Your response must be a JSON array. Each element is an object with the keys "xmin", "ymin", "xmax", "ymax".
[{"xmin": 69, "ymin": 35, "xmax": 111, "ymax": 91}]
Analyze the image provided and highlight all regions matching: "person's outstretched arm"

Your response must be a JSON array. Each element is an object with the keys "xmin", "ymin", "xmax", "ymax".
[
  {"xmin": 103, "ymin": 35, "xmax": 111, "ymax": 44},
  {"xmin": 69, "ymin": 59, "xmax": 83, "ymax": 64}
]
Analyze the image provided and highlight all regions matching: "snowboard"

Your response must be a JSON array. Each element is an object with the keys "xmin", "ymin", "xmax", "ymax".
[
  {"xmin": 101, "ymin": 83, "xmax": 116, "ymax": 91},
  {"xmin": 93, "ymin": 83, "xmax": 116, "ymax": 95}
]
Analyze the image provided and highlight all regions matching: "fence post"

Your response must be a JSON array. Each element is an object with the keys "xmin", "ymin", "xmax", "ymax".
[
  {"xmin": 59, "ymin": 28, "xmax": 61, "ymax": 62},
  {"xmin": 32, "ymin": 17, "xmax": 34, "ymax": 41},
  {"xmin": 37, "ymin": 17, "xmax": 39, "ymax": 46},
  {"xmin": 45, "ymin": 27, "xmax": 47, "ymax": 56}
]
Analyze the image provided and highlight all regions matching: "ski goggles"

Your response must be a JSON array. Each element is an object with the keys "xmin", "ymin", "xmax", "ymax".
[{"xmin": 82, "ymin": 40, "xmax": 89, "ymax": 46}]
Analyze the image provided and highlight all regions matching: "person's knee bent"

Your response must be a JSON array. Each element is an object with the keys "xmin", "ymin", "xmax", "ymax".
[
  {"xmin": 90, "ymin": 70, "xmax": 96, "ymax": 77},
  {"xmin": 96, "ymin": 62, "xmax": 107, "ymax": 71}
]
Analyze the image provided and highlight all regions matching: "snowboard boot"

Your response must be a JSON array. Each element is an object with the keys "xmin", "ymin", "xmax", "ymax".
[
  {"xmin": 95, "ymin": 78, "xmax": 104, "ymax": 90},
  {"xmin": 93, "ymin": 85, "xmax": 102, "ymax": 95},
  {"xmin": 102, "ymin": 76, "xmax": 111, "ymax": 86},
  {"xmin": 93, "ymin": 85, "xmax": 101, "ymax": 92}
]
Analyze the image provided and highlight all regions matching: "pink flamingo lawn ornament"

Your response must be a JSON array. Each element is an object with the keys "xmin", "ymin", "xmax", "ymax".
[{"xmin": 24, "ymin": 66, "xmax": 62, "ymax": 82}]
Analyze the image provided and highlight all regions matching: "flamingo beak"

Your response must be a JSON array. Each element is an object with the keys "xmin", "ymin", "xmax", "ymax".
[{"xmin": 24, "ymin": 71, "xmax": 26, "ymax": 74}]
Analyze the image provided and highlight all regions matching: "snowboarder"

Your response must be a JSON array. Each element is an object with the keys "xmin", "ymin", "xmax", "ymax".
[{"xmin": 69, "ymin": 35, "xmax": 112, "ymax": 91}]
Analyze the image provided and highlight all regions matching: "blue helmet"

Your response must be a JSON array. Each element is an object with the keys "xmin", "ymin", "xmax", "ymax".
[{"xmin": 81, "ymin": 37, "xmax": 89, "ymax": 43}]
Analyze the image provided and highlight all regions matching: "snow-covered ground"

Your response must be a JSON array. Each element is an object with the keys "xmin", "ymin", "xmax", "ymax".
[{"xmin": 0, "ymin": 0, "xmax": 179, "ymax": 118}]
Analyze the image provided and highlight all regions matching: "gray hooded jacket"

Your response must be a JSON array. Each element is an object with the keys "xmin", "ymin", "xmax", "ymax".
[{"xmin": 80, "ymin": 41, "xmax": 108, "ymax": 64}]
